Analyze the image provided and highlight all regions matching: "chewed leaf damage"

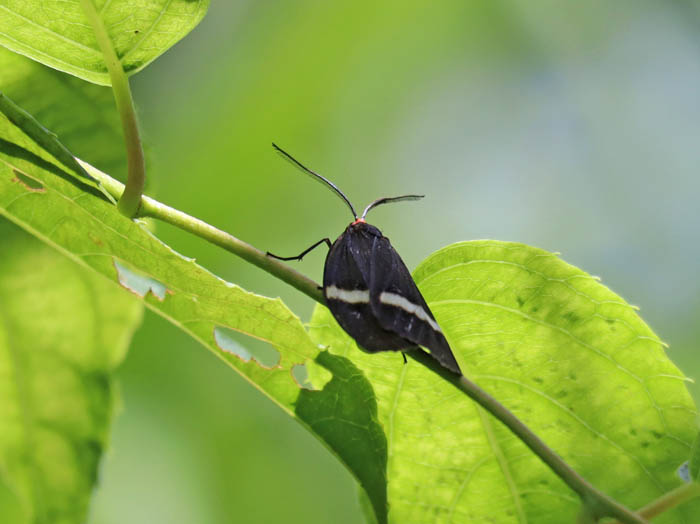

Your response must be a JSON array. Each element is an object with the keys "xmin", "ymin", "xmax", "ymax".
[
  {"xmin": 214, "ymin": 327, "xmax": 280, "ymax": 368},
  {"xmin": 291, "ymin": 360, "xmax": 333, "ymax": 391},
  {"xmin": 114, "ymin": 259, "xmax": 167, "ymax": 300},
  {"xmin": 12, "ymin": 169, "xmax": 45, "ymax": 192}
]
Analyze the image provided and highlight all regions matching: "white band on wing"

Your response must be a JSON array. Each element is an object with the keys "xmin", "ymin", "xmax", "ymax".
[
  {"xmin": 325, "ymin": 286, "xmax": 370, "ymax": 304},
  {"xmin": 378, "ymin": 291, "xmax": 442, "ymax": 333}
]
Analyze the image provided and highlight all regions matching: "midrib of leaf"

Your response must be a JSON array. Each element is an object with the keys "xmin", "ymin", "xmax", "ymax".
[
  {"xmin": 476, "ymin": 404, "xmax": 527, "ymax": 523},
  {"xmin": 0, "ymin": 305, "xmax": 46, "ymax": 522}
]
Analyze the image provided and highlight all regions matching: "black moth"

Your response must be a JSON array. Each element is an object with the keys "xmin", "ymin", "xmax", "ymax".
[{"xmin": 268, "ymin": 144, "xmax": 461, "ymax": 375}]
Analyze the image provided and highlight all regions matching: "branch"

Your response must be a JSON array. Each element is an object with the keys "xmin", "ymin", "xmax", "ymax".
[
  {"xmin": 80, "ymin": 161, "xmax": 324, "ymax": 303},
  {"xmin": 80, "ymin": 0, "xmax": 146, "ymax": 218}
]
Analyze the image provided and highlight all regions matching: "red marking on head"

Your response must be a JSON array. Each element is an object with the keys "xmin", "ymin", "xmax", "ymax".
[{"xmin": 352, "ymin": 218, "xmax": 366, "ymax": 225}]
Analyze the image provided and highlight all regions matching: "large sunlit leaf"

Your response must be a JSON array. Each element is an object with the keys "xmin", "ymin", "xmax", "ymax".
[
  {"xmin": 0, "ymin": 219, "xmax": 143, "ymax": 524},
  {"xmin": 309, "ymin": 242, "xmax": 700, "ymax": 523},
  {"xmin": 0, "ymin": 0, "xmax": 210, "ymax": 85},
  {"xmin": 0, "ymin": 106, "xmax": 389, "ymax": 523}
]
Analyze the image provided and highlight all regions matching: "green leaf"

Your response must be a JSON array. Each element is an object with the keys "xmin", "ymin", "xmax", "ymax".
[
  {"xmin": 309, "ymin": 241, "xmax": 700, "ymax": 523},
  {"xmin": 0, "ymin": 219, "xmax": 143, "ymax": 524},
  {"xmin": 0, "ymin": 108, "xmax": 389, "ymax": 522},
  {"xmin": 0, "ymin": 0, "xmax": 210, "ymax": 85},
  {"xmin": 0, "ymin": 47, "xmax": 126, "ymax": 181},
  {"xmin": 2, "ymin": 80, "xmax": 697, "ymax": 521}
]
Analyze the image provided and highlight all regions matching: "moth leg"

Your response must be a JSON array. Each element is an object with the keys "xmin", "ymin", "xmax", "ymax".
[
  {"xmin": 267, "ymin": 238, "xmax": 332, "ymax": 261},
  {"xmin": 402, "ymin": 352, "xmax": 408, "ymax": 365}
]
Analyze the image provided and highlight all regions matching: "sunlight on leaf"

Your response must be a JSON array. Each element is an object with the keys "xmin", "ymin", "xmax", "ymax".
[
  {"xmin": 2, "ymin": 73, "xmax": 699, "ymax": 521},
  {"xmin": 309, "ymin": 241, "xmax": 700, "ymax": 523},
  {"xmin": 0, "ymin": 0, "xmax": 210, "ymax": 85},
  {"xmin": 0, "ymin": 107, "xmax": 389, "ymax": 523}
]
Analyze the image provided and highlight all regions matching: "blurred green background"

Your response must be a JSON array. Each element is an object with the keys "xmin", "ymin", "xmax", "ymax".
[{"xmin": 84, "ymin": 1, "xmax": 700, "ymax": 523}]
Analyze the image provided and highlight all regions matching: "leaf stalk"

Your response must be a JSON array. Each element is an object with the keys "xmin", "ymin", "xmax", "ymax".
[{"xmin": 80, "ymin": 0, "xmax": 145, "ymax": 218}]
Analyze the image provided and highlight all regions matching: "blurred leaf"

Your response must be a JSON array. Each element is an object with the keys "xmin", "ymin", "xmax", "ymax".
[
  {"xmin": 309, "ymin": 241, "xmax": 700, "ymax": 523},
  {"xmin": 0, "ymin": 0, "xmax": 210, "ymax": 85},
  {"xmin": 0, "ymin": 219, "xmax": 143, "ymax": 524},
  {"xmin": 0, "ymin": 108, "xmax": 389, "ymax": 522},
  {"xmin": 0, "ymin": 47, "xmax": 125, "ymax": 181}
]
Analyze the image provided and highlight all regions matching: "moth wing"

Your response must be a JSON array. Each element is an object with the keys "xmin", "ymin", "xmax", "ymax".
[
  {"xmin": 323, "ymin": 230, "xmax": 409, "ymax": 351},
  {"xmin": 323, "ymin": 230, "xmax": 368, "ymax": 291},
  {"xmin": 367, "ymin": 236, "xmax": 461, "ymax": 374}
]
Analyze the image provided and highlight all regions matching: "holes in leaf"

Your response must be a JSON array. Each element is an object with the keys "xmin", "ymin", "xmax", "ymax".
[
  {"xmin": 291, "ymin": 360, "xmax": 332, "ymax": 391},
  {"xmin": 214, "ymin": 327, "xmax": 280, "ymax": 368},
  {"xmin": 12, "ymin": 170, "xmax": 44, "ymax": 192},
  {"xmin": 677, "ymin": 461, "xmax": 691, "ymax": 483},
  {"xmin": 292, "ymin": 364, "xmax": 314, "ymax": 389},
  {"xmin": 114, "ymin": 260, "xmax": 167, "ymax": 300}
]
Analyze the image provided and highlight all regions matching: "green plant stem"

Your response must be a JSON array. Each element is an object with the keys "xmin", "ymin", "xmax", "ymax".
[
  {"xmin": 80, "ymin": 0, "xmax": 145, "ymax": 218},
  {"xmin": 633, "ymin": 482, "xmax": 700, "ymax": 521},
  {"xmin": 82, "ymin": 159, "xmax": 646, "ymax": 522},
  {"xmin": 80, "ymin": 161, "xmax": 324, "ymax": 302},
  {"xmin": 407, "ymin": 350, "xmax": 647, "ymax": 524}
]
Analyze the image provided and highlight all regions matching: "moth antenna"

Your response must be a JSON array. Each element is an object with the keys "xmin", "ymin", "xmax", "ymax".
[
  {"xmin": 272, "ymin": 143, "xmax": 358, "ymax": 219},
  {"xmin": 361, "ymin": 195, "xmax": 424, "ymax": 219}
]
